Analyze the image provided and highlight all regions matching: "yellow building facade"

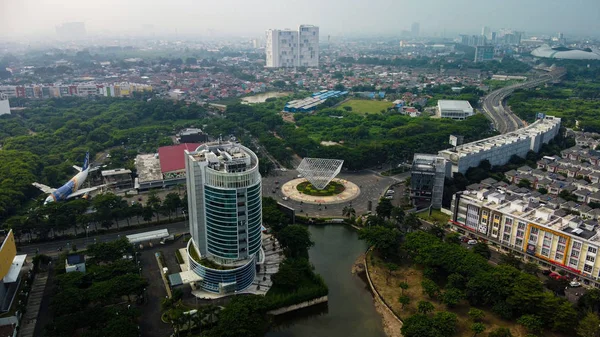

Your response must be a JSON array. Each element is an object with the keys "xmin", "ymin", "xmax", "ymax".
[
  {"xmin": 0, "ymin": 230, "xmax": 17, "ymax": 279},
  {"xmin": 452, "ymin": 189, "xmax": 600, "ymax": 285}
]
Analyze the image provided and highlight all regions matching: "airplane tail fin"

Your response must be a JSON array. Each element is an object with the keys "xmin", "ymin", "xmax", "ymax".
[{"xmin": 82, "ymin": 152, "xmax": 90, "ymax": 171}]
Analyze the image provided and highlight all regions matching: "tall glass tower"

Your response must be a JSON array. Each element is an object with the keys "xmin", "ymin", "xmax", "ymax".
[{"xmin": 184, "ymin": 142, "xmax": 263, "ymax": 294}]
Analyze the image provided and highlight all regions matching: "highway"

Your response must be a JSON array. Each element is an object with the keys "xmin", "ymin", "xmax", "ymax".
[
  {"xmin": 482, "ymin": 69, "xmax": 566, "ymax": 134},
  {"xmin": 18, "ymin": 221, "xmax": 189, "ymax": 257}
]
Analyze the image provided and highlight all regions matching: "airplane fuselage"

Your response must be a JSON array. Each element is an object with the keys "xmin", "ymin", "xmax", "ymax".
[{"xmin": 45, "ymin": 169, "xmax": 89, "ymax": 203}]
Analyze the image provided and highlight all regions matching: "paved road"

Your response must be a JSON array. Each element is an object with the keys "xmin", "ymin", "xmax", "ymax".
[
  {"xmin": 262, "ymin": 168, "xmax": 407, "ymax": 218},
  {"xmin": 18, "ymin": 221, "xmax": 189, "ymax": 257},
  {"xmin": 482, "ymin": 69, "xmax": 566, "ymax": 134}
]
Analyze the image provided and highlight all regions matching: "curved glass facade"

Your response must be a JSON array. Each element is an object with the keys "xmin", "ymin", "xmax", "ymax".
[
  {"xmin": 185, "ymin": 142, "xmax": 263, "ymax": 294},
  {"xmin": 188, "ymin": 240, "xmax": 256, "ymax": 293}
]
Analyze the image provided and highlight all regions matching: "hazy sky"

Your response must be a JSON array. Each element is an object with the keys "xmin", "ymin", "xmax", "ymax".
[{"xmin": 1, "ymin": 0, "xmax": 599, "ymax": 39}]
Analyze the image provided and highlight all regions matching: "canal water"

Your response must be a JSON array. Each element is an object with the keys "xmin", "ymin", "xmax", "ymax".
[
  {"xmin": 266, "ymin": 225, "xmax": 386, "ymax": 337},
  {"xmin": 241, "ymin": 92, "xmax": 290, "ymax": 104}
]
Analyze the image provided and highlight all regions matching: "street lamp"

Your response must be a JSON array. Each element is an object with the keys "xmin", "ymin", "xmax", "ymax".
[{"xmin": 86, "ymin": 226, "xmax": 90, "ymax": 246}]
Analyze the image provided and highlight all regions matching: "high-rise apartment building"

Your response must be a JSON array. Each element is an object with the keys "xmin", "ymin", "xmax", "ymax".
[
  {"xmin": 481, "ymin": 26, "xmax": 491, "ymax": 40},
  {"xmin": 298, "ymin": 25, "xmax": 319, "ymax": 67},
  {"xmin": 184, "ymin": 142, "xmax": 263, "ymax": 294},
  {"xmin": 266, "ymin": 25, "xmax": 319, "ymax": 68},
  {"xmin": 411, "ymin": 22, "xmax": 420, "ymax": 37},
  {"xmin": 474, "ymin": 45, "xmax": 495, "ymax": 62}
]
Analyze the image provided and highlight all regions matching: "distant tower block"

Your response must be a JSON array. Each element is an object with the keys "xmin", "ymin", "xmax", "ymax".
[{"xmin": 296, "ymin": 158, "xmax": 343, "ymax": 190}]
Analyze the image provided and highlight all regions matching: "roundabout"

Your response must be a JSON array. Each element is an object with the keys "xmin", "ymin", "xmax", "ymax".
[{"xmin": 281, "ymin": 178, "xmax": 360, "ymax": 205}]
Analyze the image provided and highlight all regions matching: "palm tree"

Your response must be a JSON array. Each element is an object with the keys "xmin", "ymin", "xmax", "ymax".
[{"xmin": 342, "ymin": 206, "xmax": 356, "ymax": 218}]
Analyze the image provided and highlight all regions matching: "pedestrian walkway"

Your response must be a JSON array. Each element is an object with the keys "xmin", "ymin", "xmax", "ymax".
[{"xmin": 18, "ymin": 272, "xmax": 48, "ymax": 337}]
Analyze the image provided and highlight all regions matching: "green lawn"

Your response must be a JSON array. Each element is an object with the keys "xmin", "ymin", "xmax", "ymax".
[
  {"xmin": 416, "ymin": 209, "xmax": 451, "ymax": 224},
  {"xmin": 340, "ymin": 99, "xmax": 393, "ymax": 115}
]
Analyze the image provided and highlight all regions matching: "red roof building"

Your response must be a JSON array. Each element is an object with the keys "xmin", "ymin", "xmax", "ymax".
[{"xmin": 158, "ymin": 143, "xmax": 203, "ymax": 178}]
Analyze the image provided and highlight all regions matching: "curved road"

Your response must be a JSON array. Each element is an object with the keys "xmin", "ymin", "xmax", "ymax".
[{"xmin": 482, "ymin": 69, "xmax": 566, "ymax": 133}]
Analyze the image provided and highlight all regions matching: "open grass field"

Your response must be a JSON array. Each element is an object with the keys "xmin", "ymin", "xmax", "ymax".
[
  {"xmin": 367, "ymin": 252, "xmax": 568, "ymax": 337},
  {"xmin": 340, "ymin": 99, "xmax": 393, "ymax": 115}
]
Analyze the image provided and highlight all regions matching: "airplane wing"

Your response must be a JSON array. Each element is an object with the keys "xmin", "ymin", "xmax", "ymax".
[
  {"xmin": 32, "ymin": 182, "xmax": 56, "ymax": 194},
  {"xmin": 74, "ymin": 165, "xmax": 101, "ymax": 172},
  {"xmin": 66, "ymin": 183, "xmax": 112, "ymax": 199}
]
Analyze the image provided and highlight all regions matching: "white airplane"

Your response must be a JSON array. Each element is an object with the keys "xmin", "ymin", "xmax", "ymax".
[{"xmin": 33, "ymin": 152, "xmax": 105, "ymax": 205}]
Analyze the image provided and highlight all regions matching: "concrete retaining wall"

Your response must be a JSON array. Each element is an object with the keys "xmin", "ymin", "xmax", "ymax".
[{"xmin": 267, "ymin": 296, "xmax": 328, "ymax": 315}]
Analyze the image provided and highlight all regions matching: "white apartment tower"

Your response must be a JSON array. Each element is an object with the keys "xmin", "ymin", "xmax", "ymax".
[{"xmin": 266, "ymin": 25, "xmax": 319, "ymax": 68}]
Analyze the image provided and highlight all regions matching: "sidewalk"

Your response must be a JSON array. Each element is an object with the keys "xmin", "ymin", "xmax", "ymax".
[{"xmin": 18, "ymin": 271, "xmax": 48, "ymax": 337}]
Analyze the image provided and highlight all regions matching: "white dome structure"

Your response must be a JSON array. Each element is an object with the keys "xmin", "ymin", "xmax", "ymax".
[{"xmin": 532, "ymin": 45, "xmax": 600, "ymax": 60}]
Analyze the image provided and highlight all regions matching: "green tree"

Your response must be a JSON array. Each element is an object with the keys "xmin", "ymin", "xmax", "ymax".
[
  {"xmin": 523, "ymin": 262, "xmax": 540, "ymax": 276},
  {"xmin": 342, "ymin": 205, "xmax": 356, "ymax": 218},
  {"xmin": 399, "ymin": 295, "xmax": 410, "ymax": 309},
  {"xmin": 471, "ymin": 322, "xmax": 486, "ymax": 337},
  {"xmin": 441, "ymin": 288, "xmax": 463, "ymax": 308},
  {"xmin": 403, "ymin": 213, "xmax": 421, "ymax": 232},
  {"xmin": 579, "ymin": 288, "xmax": 600, "ymax": 313},
  {"xmin": 551, "ymin": 300, "xmax": 578, "ymax": 333},
  {"xmin": 577, "ymin": 312, "xmax": 600, "ymax": 337},
  {"xmin": 432, "ymin": 311, "xmax": 458, "ymax": 336},
  {"xmin": 385, "ymin": 263, "xmax": 398, "ymax": 285},
  {"xmin": 537, "ymin": 187, "xmax": 548, "ymax": 194},
  {"xmin": 518, "ymin": 179, "xmax": 531, "ymax": 189},
  {"xmin": 447, "ymin": 273, "xmax": 466, "ymax": 290},
  {"xmin": 205, "ymin": 296, "xmax": 269, "ymax": 337},
  {"xmin": 358, "ymin": 226, "xmax": 402, "ymax": 259},
  {"xmin": 421, "ymin": 278, "xmax": 440, "ymax": 299},
  {"xmin": 488, "ymin": 327, "xmax": 513, "ymax": 337},
  {"xmin": 517, "ymin": 315, "xmax": 543, "ymax": 335},
  {"xmin": 276, "ymin": 225, "xmax": 314, "ymax": 259},
  {"xmin": 472, "ymin": 242, "xmax": 491, "ymax": 259},
  {"xmin": 147, "ymin": 191, "xmax": 162, "ymax": 222},
  {"xmin": 399, "ymin": 281, "xmax": 409, "ymax": 295},
  {"xmin": 499, "ymin": 252, "xmax": 522, "ymax": 269},
  {"xmin": 417, "ymin": 300, "xmax": 435, "ymax": 315},
  {"xmin": 468, "ymin": 308, "xmax": 485, "ymax": 322},
  {"xmin": 445, "ymin": 232, "xmax": 461, "ymax": 245},
  {"xmin": 376, "ymin": 197, "xmax": 393, "ymax": 218},
  {"xmin": 163, "ymin": 192, "xmax": 182, "ymax": 220},
  {"xmin": 401, "ymin": 314, "xmax": 437, "ymax": 337}
]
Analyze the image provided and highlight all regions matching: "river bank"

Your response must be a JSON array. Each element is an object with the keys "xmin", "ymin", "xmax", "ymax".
[
  {"xmin": 266, "ymin": 225, "xmax": 385, "ymax": 337},
  {"xmin": 354, "ymin": 252, "xmax": 403, "ymax": 337}
]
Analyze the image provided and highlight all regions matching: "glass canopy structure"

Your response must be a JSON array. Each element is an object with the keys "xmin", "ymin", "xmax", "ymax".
[{"xmin": 296, "ymin": 158, "xmax": 344, "ymax": 190}]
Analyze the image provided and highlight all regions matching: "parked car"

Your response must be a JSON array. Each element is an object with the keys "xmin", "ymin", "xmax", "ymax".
[
  {"xmin": 385, "ymin": 195, "xmax": 394, "ymax": 200},
  {"xmin": 570, "ymin": 281, "xmax": 582, "ymax": 287},
  {"xmin": 467, "ymin": 239, "xmax": 478, "ymax": 245},
  {"xmin": 461, "ymin": 236, "xmax": 470, "ymax": 243},
  {"xmin": 541, "ymin": 269, "xmax": 552, "ymax": 276},
  {"xmin": 386, "ymin": 189, "xmax": 395, "ymax": 195}
]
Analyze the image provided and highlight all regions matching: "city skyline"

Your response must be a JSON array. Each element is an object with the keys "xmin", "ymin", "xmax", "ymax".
[{"xmin": 1, "ymin": 0, "xmax": 600, "ymax": 40}]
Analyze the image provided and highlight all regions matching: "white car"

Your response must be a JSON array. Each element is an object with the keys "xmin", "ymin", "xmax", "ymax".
[
  {"xmin": 385, "ymin": 195, "xmax": 394, "ymax": 200},
  {"xmin": 570, "ymin": 281, "xmax": 582, "ymax": 287},
  {"xmin": 386, "ymin": 190, "xmax": 395, "ymax": 194},
  {"xmin": 467, "ymin": 239, "xmax": 478, "ymax": 245}
]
